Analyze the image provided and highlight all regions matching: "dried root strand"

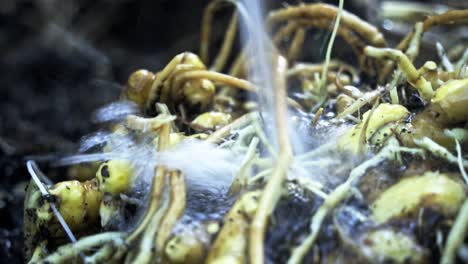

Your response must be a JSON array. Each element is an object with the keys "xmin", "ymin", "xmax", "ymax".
[
  {"xmin": 129, "ymin": 119, "xmax": 172, "ymax": 263},
  {"xmin": 287, "ymin": 27, "xmax": 306, "ymax": 62},
  {"xmin": 132, "ymin": 188, "xmax": 170, "ymax": 264},
  {"xmin": 287, "ymin": 59, "xmax": 342, "ymax": 75},
  {"xmin": 207, "ymin": 112, "xmax": 258, "ymax": 144},
  {"xmin": 399, "ymin": 9, "xmax": 468, "ymax": 51},
  {"xmin": 380, "ymin": 9, "xmax": 468, "ymax": 80},
  {"xmin": 33, "ymin": 232, "xmax": 125, "ymax": 264},
  {"xmin": 414, "ymin": 137, "xmax": 468, "ymax": 169},
  {"xmin": 268, "ymin": 3, "xmax": 386, "ymax": 47},
  {"xmin": 336, "ymin": 88, "xmax": 382, "ymax": 119},
  {"xmin": 155, "ymin": 171, "xmax": 186, "ymax": 255},
  {"xmin": 289, "ymin": 59, "xmax": 358, "ymax": 80},
  {"xmin": 126, "ymin": 106, "xmax": 172, "ymax": 244},
  {"xmin": 206, "ymin": 191, "xmax": 261, "ymax": 263},
  {"xmin": 249, "ymin": 56, "xmax": 293, "ymax": 264},
  {"xmin": 208, "ymin": 9, "xmax": 239, "ymax": 72},
  {"xmin": 83, "ymin": 243, "xmax": 113, "ymax": 263},
  {"xmin": 387, "ymin": 22, "xmax": 424, "ymax": 104},
  {"xmin": 318, "ymin": 0, "xmax": 343, "ymax": 95},
  {"xmin": 224, "ymin": 5, "xmax": 374, "ymax": 84},
  {"xmin": 364, "ymin": 46, "xmax": 434, "ymax": 101},
  {"xmin": 228, "ymin": 137, "xmax": 260, "ymax": 195},
  {"xmin": 200, "ymin": 0, "xmax": 234, "ymax": 65},
  {"xmin": 272, "ymin": 21, "xmax": 298, "ymax": 45},
  {"xmin": 148, "ymin": 60, "xmax": 304, "ymax": 112},
  {"xmin": 441, "ymin": 198, "xmax": 468, "ymax": 264},
  {"xmin": 437, "ymin": 42, "xmax": 455, "ymax": 72},
  {"xmin": 125, "ymin": 113, "xmax": 176, "ymax": 132},
  {"xmin": 268, "ymin": 3, "xmax": 389, "ymax": 75},
  {"xmin": 173, "ymin": 70, "xmax": 256, "ymax": 93},
  {"xmin": 272, "ymin": 14, "xmax": 374, "ymax": 72},
  {"xmin": 146, "ymin": 53, "xmax": 188, "ymax": 110}
]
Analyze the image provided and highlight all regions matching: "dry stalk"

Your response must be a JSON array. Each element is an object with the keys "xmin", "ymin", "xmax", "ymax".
[{"xmin": 211, "ymin": 11, "xmax": 238, "ymax": 72}]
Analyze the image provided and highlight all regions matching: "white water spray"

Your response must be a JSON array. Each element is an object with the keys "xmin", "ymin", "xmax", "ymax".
[
  {"xmin": 237, "ymin": 0, "xmax": 278, "ymax": 148},
  {"xmin": 237, "ymin": 0, "xmax": 309, "ymax": 155}
]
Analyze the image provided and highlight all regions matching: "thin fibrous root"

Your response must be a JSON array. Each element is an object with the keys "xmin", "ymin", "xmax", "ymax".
[
  {"xmin": 318, "ymin": 0, "xmax": 343, "ymax": 95},
  {"xmin": 128, "ymin": 119, "xmax": 172, "ymax": 263},
  {"xmin": 126, "ymin": 164, "xmax": 167, "ymax": 241},
  {"xmin": 287, "ymin": 60, "xmax": 348, "ymax": 76},
  {"xmin": 132, "ymin": 187, "xmax": 170, "ymax": 264},
  {"xmin": 336, "ymin": 87, "xmax": 383, "ymax": 119},
  {"xmin": 249, "ymin": 56, "xmax": 293, "ymax": 264},
  {"xmin": 126, "ymin": 106, "xmax": 172, "ymax": 245},
  {"xmin": 288, "ymin": 139, "xmax": 424, "ymax": 264},
  {"xmin": 267, "ymin": 3, "xmax": 386, "ymax": 48},
  {"xmin": 455, "ymin": 140, "xmax": 468, "ymax": 184},
  {"xmin": 455, "ymin": 49, "xmax": 468, "ymax": 78},
  {"xmin": 207, "ymin": 112, "xmax": 258, "ymax": 144},
  {"xmin": 173, "ymin": 70, "xmax": 256, "ymax": 93},
  {"xmin": 387, "ymin": 22, "xmax": 424, "ymax": 104},
  {"xmin": 33, "ymin": 232, "xmax": 125, "ymax": 264},
  {"xmin": 200, "ymin": 0, "xmax": 233, "ymax": 65},
  {"xmin": 364, "ymin": 46, "xmax": 434, "ymax": 101},
  {"xmin": 440, "ymin": 198, "xmax": 468, "ymax": 264},
  {"xmin": 287, "ymin": 27, "xmax": 305, "ymax": 62},
  {"xmin": 272, "ymin": 21, "xmax": 298, "ymax": 45},
  {"xmin": 212, "ymin": 11, "xmax": 238, "ymax": 72},
  {"xmin": 206, "ymin": 191, "xmax": 261, "ymax": 263},
  {"xmin": 380, "ymin": 9, "xmax": 468, "ymax": 80},
  {"xmin": 398, "ymin": 9, "xmax": 468, "ymax": 51},
  {"xmin": 437, "ymin": 42, "xmax": 454, "ymax": 72},
  {"xmin": 228, "ymin": 137, "xmax": 260, "ymax": 195},
  {"xmin": 272, "ymin": 17, "xmax": 372, "ymax": 73},
  {"xmin": 125, "ymin": 113, "xmax": 176, "ymax": 132},
  {"xmin": 288, "ymin": 60, "xmax": 359, "ymax": 88},
  {"xmin": 83, "ymin": 244, "xmax": 113, "ymax": 264},
  {"xmin": 171, "ymin": 69, "xmax": 305, "ymax": 111},
  {"xmin": 414, "ymin": 137, "xmax": 468, "ymax": 169},
  {"xmin": 155, "ymin": 170, "xmax": 186, "ymax": 255}
]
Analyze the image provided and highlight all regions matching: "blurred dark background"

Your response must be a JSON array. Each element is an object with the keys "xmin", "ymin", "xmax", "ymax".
[{"xmin": 0, "ymin": 0, "xmax": 465, "ymax": 262}]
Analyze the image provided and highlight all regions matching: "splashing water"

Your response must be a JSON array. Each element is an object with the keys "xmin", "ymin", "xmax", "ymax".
[
  {"xmin": 237, "ymin": 0, "xmax": 278, "ymax": 148},
  {"xmin": 235, "ymin": 0, "xmax": 353, "ymax": 192},
  {"xmin": 78, "ymin": 131, "xmax": 113, "ymax": 152},
  {"xmin": 59, "ymin": 131, "xmax": 242, "ymax": 192},
  {"xmin": 158, "ymin": 139, "xmax": 242, "ymax": 189},
  {"xmin": 92, "ymin": 101, "xmax": 139, "ymax": 123},
  {"xmin": 237, "ymin": 0, "xmax": 312, "ymax": 156}
]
